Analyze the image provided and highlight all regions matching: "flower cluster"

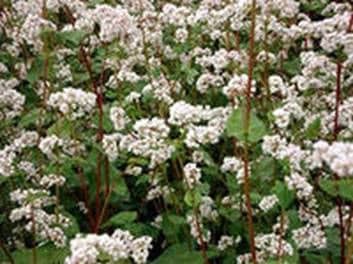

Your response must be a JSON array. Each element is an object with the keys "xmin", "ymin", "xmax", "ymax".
[{"xmin": 65, "ymin": 229, "xmax": 152, "ymax": 264}]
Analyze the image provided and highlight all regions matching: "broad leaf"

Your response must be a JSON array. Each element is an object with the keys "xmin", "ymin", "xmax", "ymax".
[
  {"xmin": 151, "ymin": 244, "xmax": 203, "ymax": 264},
  {"xmin": 226, "ymin": 108, "xmax": 267, "ymax": 143},
  {"xmin": 273, "ymin": 181, "xmax": 295, "ymax": 209},
  {"xmin": 104, "ymin": 211, "xmax": 137, "ymax": 228}
]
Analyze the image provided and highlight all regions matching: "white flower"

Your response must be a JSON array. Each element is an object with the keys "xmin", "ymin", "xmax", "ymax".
[{"xmin": 183, "ymin": 163, "xmax": 202, "ymax": 188}]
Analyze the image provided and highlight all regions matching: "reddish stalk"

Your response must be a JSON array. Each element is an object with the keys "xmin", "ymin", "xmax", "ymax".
[
  {"xmin": 241, "ymin": 0, "xmax": 258, "ymax": 263},
  {"xmin": 277, "ymin": 210, "xmax": 285, "ymax": 260},
  {"xmin": 104, "ymin": 157, "xmax": 110, "ymax": 197},
  {"xmin": 193, "ymin": 209, "xmax": 210, "ymax": 264},
  {"xmin": 243, "ymin": 0, "xmax": 257, "ymax": 264},
  {"xmin": 333, "ymin": 61, "xmax": 346, "ymax": 264},
  {"xmin": 94, "ymin": 184, "xmax": 113, "ymax": 233},
  {"xmin": 78, "ymin": 167, "xmax": 95, "ymax": 231},
  {"xmin": 63, "ymin": 6, "xmax": 106, "ymax": 230},
  {"xmin": 30, "ymin": 207, "xmax": 37, "ymax": 264}
]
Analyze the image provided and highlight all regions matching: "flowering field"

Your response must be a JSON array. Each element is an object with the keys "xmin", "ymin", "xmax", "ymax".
[{"xmin": 1, "ymin": 0, "xmax": 353, "ymax": 263}]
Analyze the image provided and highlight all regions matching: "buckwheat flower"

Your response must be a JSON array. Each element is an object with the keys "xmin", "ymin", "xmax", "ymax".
[
  {"xmin": 262, "ymin": 135, "xmax": 287, "ymax": 156},
  {"xmin": 222, "ymin": 74, "xmax": 256, "ymax": 98},
  {"xmin": 0, "ymin": 79, "xmax": 25, "ymax": 120},
  {"xmin": 110, "ymin": 106, "xmax": 129, "ymax": 131},
  {"xmin": 19, "ymin": 14, "xmax": 56, "ymax": 51},
  {"xmin": 273, "ymin": 107, "xmax": 291, "ymax": 128},
  {"xmin": 269, "ymin": 75, "xmax": 286, "ymax": 95},
  {"xmin": 255, "ymin": 233, "xmax": 293, "ymax": 258},
  {"xmin": 39, "ymin": 135, "xmax": 63, "ymax": 159},
  {"xmin": 187, "ymin": 214, "xmax": 211, "ymax": 245},
  {"xmin": 236, "ymin": 167, "xmax": 245, "ymax": 185},
  {"xmin": 168, "ymin": 101, "xmax": 203, "ymax": 126},
  {"xmin": 39, "ymin": 174, "xmax": 66, "ymax": 188},
  {"xmin": 217, "ymin": 235, "xmax": 235, "ymax": 251},
  {"xmin": 12, "ymin": 131, "xmax": 39, "ymax": 151},
  {"xmin": 77, "ymin": 201, "xmax": 88, "ymax": 215},
  {"xmin": 130, "ymin": 236, "xmax": 153, "ymax": 264},
  {"xmin": 102, "ymin": 134, "xmax": 119, "ymax": 161},
  {"xmin": 292, "ymin": 224, "xmax": 326, "ymax": 249},
  {"xmin": 311, "ymin": 141, "xmax": 353, "ymax": 177},
  {"xmin": 125, "ymin": 166, "xmax": 143, "ymax": 176},
  {"xmin": 175, "ymin": 27, "xmax": 188, "ymax": 43},
  {"xmin": 0, "ymin": 63, "xmax": 8, "ymax": 73},
  {"xmin": 151, "ymin": 215, "xmax": 163, "ymax": 229},
  {"xmin": 91, "ymin": 4, "xmax": 141, "ymax": 48},
  {"xmin": 65, "ymin": 230, "xmax": 152, "ymax": 264},
  {"xmin": 183, "ymin": 163, "xmax": 202, "ymax": 188},
  {"xmin": 192, "ymin": 151, "xmax": 204, "ymax": 163},
  {"xmin": 48, "ymin": 88, "xmax": 96, "ymax": 120},
  {"xmin": 221, "ymin": 157, "xmax": 242, "ymax": 173},
  {"xmin": 18, "ymin": 161, "xmax": 38, "ymax": 180},
  {"xmin": 125, "ymin": 91, "xmax": 141, "ymax": 103},
  {"xmin": 285, "ymin": 173, "xmax": 313, "ymax": 200},
  {"xmin": 120, "ymin": 118, "xmax": 174, "ymax": 168},
  {"xmin": 259, "ymin": 195, "xmax": 279, "ymax": 212}
]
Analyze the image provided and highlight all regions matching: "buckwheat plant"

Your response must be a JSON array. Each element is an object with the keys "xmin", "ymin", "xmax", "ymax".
[{"xmin": 1, "ymin": 0, "xmax": 353, "ymax": 263}]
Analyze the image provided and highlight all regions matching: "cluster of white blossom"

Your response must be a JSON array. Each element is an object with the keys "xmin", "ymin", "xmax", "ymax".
[
  {"xmin": 142, "ymin": 75, "xmax": 180, "ymax": 105},
  {"xmin": 223, "ymin": 74, "xmax": 256, "ymax": 99},
  {"xmin": 0, "ymin": 131, "xmax": 39, "ymax": 177},
  {"xmin": 255, "ymin": 233, "xmax": 293, "ymax": 258},
  {"xmin": 0, "ymin": 79, "xmax": 25, "ymax": 121},
  {"xmin": 217, "ymin": 235, "xmax": 241, "ymax": 251},
  {"xmin": 183, "ymin": 163, "xmax": 202, "ymax": 188},
  {"xmin": 39, "ymin": 135, "xmax": 85, "ymax": 160},
  {"xmin": 120, "ymin": 118, "xmax": 174, "ymax": 168},
  {"xmin": 312, "ymin": 141, "xmax": 353, "ymax": 177},
  {"xmin": 292, "ymin": 224, "xmax": 326, "ymax": 249},
  {"xmin": 187, "ymin": 214, "xmax": 211, "ymax": 246},
  {"xmin": 259, "ymin": 195, "xmax": 279, "ymax": 212},
  {"xmin": 48, "ymin": 88, "xmax": 96, "ymax": 120},
  {"xmin": 65, "ymin": 229, "xmax": 152, "ymax": 264},
  {"xmin": 110, "ymin": 106, "xmax": 129, "ymax": 131},
  {"xmin": 10, "ymin": 188, "xmax": 70, "ymax": 247}
]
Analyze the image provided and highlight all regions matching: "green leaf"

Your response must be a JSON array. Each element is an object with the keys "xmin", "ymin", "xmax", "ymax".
[
  {"xmin": 320, "ymin": 179, "xmax": 353, "ymax": 201},
  {"xmin": 56, "ymin": 30, "xmax": 86, "ymax": 48},
  {"xmin": 47, "ymin": 118, "xmax": 72, "ymax": 138},
  {"xmin": 151, "ymin": 244, "xmax": 203, "ymax": 264},
  {"xmin": 283, "ymin": 57, "xmax": 301, "ymax": 76},
  {"xmin": 103, "ymin": 211, "xmax": 137, "ymax": 228},
  {"xmin": 161, "ymin": 214, "xmax": 186, "ymax": 243},
  {"xmin": 184, "ymin": 189, "xmax": 202, "ymax": 207},
  {"xmin": 19, "ymin": 109, "xmax": 41, "ymax": 128},
  {"xmin": 27, "ymin": 56, "xmax": 44, "ymax": 84},
  {"xmin": 8, "ymin": 244, "xmax": 69, "ymax": 264},
  {"xmin": 273, "ymin": 181, "xmax": 295, "ymax": 209},
  {"xmin": 252, "ymin": 157, "xmax": 277, "ymax": 182},
  {"xmin": 226, "ymin": 108, "xmax": 267, "ymax": 143},
  {"xmin": 338, "ymin": 181, "xmax": 353, "ymax": 201},
  {"xmin": 304, "ymin": 118, "xmax": 321, "ymax": 140},
  {"xmin": 63, "ymin": 211, "xmax": 80, "ymax": 238}
]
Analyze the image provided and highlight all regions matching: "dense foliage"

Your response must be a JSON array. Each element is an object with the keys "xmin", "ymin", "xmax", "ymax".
[{"xmin": 1, "ymin": 0, "xmax": 353, "ymax": 263}]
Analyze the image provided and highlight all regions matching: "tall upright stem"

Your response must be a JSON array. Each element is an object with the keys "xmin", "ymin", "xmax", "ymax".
[
  {"xmin": 334, "ymin": 62, "xmax": 345, "ymax": 264},
  {"xmin": 30, "ymin": 207, "xmax": 37, "ymax": 264},
  {"xmin": 242, "ymin": 0, "xmax": 257, "ymax": 263}
]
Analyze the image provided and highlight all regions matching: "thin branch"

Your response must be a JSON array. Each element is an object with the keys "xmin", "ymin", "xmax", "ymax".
[{"xmin": 242, "ymin": 0, "xmax": 258, "ymax": 262}]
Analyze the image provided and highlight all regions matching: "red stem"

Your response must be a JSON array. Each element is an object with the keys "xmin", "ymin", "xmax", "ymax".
[
  {"xmin": 334, "ymin": 62, "xmax": 345, "ymax": 264},
  {"xmin": 193, "ymin": 210, "xmax": 210, "ymax": 264},
  {"xmin": 63, "ymin": 6, "xmax": 105, "ymax": 231},
  {"xmin": 242, "ymin": 0, "xmax": 258, "ymax": 262}
]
